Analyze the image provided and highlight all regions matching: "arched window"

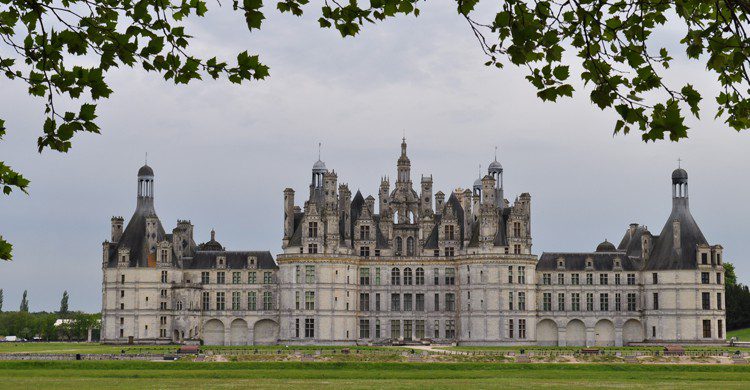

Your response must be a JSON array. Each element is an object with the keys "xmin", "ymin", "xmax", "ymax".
[
  {"xmin": 176, "ymin": 301, "xmax": 183, "ymax": 310},
  {"xmin": 406, "ymin": 236, "xmax": 415, "ymax": 256},
  {"xmin": 415, "ymin": 268, "xmax": 425, "ymax": 285},
  {"xmin": 403, "ymin": 267, "xmax": 413, "ymax": 285},
  {"xmin": 391, "ymin": 267, "xmax": 400, "ymax": 285},
  {"xmin": 396, "ymin": 237, "xmax": 403, "ymax": 256}
]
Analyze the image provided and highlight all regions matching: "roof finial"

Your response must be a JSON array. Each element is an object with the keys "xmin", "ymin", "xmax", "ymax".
[
  {"xmin": 145, "ymin": 152, "xmax": 148, "ymax": 165},
  {"xmin": 494, "ymin": 146, "xmax": 498, "ymax": 161},
  {"xmin": 210, "ymin": 229, "xmax": 215, "ymax": 241},
  {"xmin": 318, "ymin": 142, "xmax": 322, "ymax": 161},
  {"xmin": 478, "ymin": 164, "xmax": 482, "ymax": 178},
  {"xmin": 677, "ymin": 157, "xmax": 682, "ymax": 169}
]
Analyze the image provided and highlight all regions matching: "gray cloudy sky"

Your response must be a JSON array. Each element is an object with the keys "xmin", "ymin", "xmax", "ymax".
[{"xmin": 1, "ymin": 4, "xmax": 748, "ymax": 312}]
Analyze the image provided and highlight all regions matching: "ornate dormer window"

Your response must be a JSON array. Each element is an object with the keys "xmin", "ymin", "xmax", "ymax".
[
  {"xmin": 557, "ymin": 258, "xmax": 565, "ymax": 270},
  {"xmin": 118, "ymin": 248, "xmax": 129, "ymax": 266},
  {"xmin": 614, "ymin": 258, "xmax": 622, "ymax": 269},
  {"xmin": 586, "ymin": 258, "xmax": 593, "ymax": 269},
  {"xmin": 217, "ymin": 256, "xmax": 226, "ymax": 269},
  {"xmin": 248, "ymin": 256, "xmax": 257, "ymax": 268}
]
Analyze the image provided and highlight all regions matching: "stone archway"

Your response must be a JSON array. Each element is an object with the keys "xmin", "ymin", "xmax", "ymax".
[
  {"xmin": 253, "ymin": 319, "xmax": 279, "ymax": 345},
  {"xmin": 203, "ymin": 319, "xmax": 225, "ymax": 346},
  {"xmin": 230, "ymin": 319, "xmax": 248, "ymax": 346},
  {"xmin": 595, "ymin": 319, "xmax": 615, "ymax": 346},
  {"xmin": 536, "ymin": 319, "xmax": 559, "ymax": 346},
  {"xmin": 566, "ymin": 319, "xmax": 586, "ymax": 346},
  {"xmin": 622, "ymin": 319, "xmax": 644, "ymax": 345}
]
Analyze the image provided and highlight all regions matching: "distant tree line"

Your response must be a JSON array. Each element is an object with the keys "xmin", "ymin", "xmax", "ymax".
[
  {"xmin": 0, "ymin": 290, "xmax": 99, "ymax": 340},
  {"xmin": 725, "ymin": 263, "xmax": 750, "ymax": 332}
]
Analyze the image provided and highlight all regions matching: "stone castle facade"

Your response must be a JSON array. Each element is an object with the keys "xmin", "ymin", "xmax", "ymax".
[{"xmin": 101, "ymin": 140, "xmax": 726, "ymax": 346}]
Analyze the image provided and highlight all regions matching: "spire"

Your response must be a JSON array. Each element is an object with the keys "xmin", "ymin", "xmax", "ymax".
[
  {"xmin": 397, "ymin": 138, "xmax": 411, "ymax": 183},
  {"xmin": 318, "ymin": 142, "xmax": 322, "ymax": 161},
  {"xmin": 211, "ymin": 229, "xmax": 215, "ymax": 241}
]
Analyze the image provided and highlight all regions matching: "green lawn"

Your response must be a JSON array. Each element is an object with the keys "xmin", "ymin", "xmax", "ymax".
[
  {"xmin": 0, "ymin": 361, "xmax": 749, "ymax": 389},
  {"xmin": 728, "ymin": 327, "xmax": 750, "ymax": 341},
  {"xmin": 0, "ymin": 342, "xmax": 406, "ymax": 355}
]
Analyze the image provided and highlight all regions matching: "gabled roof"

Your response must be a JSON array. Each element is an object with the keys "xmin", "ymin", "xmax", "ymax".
[{"xmin": 538, "ymin": 252, "xmax": 643, "ymax": 271}]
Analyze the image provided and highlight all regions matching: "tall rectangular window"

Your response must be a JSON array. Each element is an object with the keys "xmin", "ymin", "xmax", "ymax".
[
  {"xmin": 600, "ymin": 293, "xmax": 609, "ymax": 311},
  {"xmin": 161, "ymin": 271, "xmax": 168, "ymax": 283},
  {"xmin": 375, "ymin": 268, "xmax": 381, "ymax": 285},
  {"xmin": 403, "ymin": 293, "xmax": 413, "ymax": 311},
  {"xmin": 216, "ymin": 292, "xmax": 225, "ymax": 310},
  {"xmin": 391, "ymin": 293, "xmax": 401, "ymax": 311},
  {"xmin": 202, "ymin": 291, "xmax": 210, "ymax": 310},
  {"xmin": 518, "ymin": 267, "xmax": 526, "ymax": 284},
  {"xmin": 433, "ymin": 269, "xmax": 440, "ymax": 285},
  {"xmin": 433, "ymin": 293, "xmax": 440, "ymax": 311},
  {"xmin": 295, "ymin": 319, "xmax": 300, "ymax": 338},
  {"xmin": 232, "ymin": 272, "xmax": 241, "ymax": 284},
  {"xmin": 415, "ymin": 320, "xmax": 425, "ymax": 339},
  {"xmin": 375, "ymin": 319, "xmax": 381, "ymax": 338},
  {"xmin": 718, "ymin": 292, "xmax": 723, "ymax": 310},
  {"xmin": 627, "ymin": 273, "xmax": 636, "ymax": 285},
  {"xmin": 586, "ymin": 273, "xmax": 593, "ymax": 285},
  {"xmin": 295, "ymin": 266, "xmax": 300, "ymax": 283},
  {"xmin": 232, "ymin": 291, "xmax": 240, "ymax": 310},
  {"xmin": 308, "ymin": 221, "xmax": 318, "ymax": 238},
  {"xmin": 445, "ymin": 293, "xmax": 455, "ymax": 312},
  {"xmin": 652, "ymin": 273, "xmax": 659, "ymax": 284},
  {"xmin": 217, "ymin": 272, "xmax": 225, "ymax": 284},
  {"xmin": 599, "ymin": 273, "xmax": 608, "ymax": 285},
  {"xmin": 653, "ymin": 293, "xmax": 659, "ymax": 310},
  {"xmin": 701, "ymin": 272, "xmax": 710, "ymax": 284},
  {"xmin": 248, "ymin": 271, "xmax": 257, "ymax": 284},
  {"xmin": 416, "ymin": 293, "xmax": 425, "ymax": 311},
  {"xmin": 375, "ymin": 293, "xmax": 381, "ymax": 311},
  {"xmin": 702, "ymin": 292, "xmax": 710, "ymax": 310},
  {"xmin": 434, "ymin": 320, "xmax": 440, "ymax": 338},
  {"xmin": 415, "ymin": 268, "xmax": 425, "ymax": 285},
  {"xmin": 572, "ymin": 293, "xmax": 580, "ymax": 311},
  {"xmin": 571, "ymin": 273, "xmax": 579, "ymax": 285},
  {"xmin": 508, "ymin": 291, "xmax": 514, "ymax": 310},
  {"xmin": 305, "ymin": 291, "xmax": 315, "ymax": 310},
  {"xmin": 263, "ymin": 291, "xmax": 273, "ymax": 310},
  {"xmin": 615, "ymin": 273, "xmax": 621, "ymax": 285},
  {"xmin": 445, "ymin": 268, "xmax": 456, "ymax": 285},
  {"xmin": 508, "ymin": 266, "xmax": 513, "ymax": 284},
  {"xmin": 718, "ymin": 320, "xmax": 724, "ymax": 338},
  {"xmin": 359, "ymin": 319, "xmax": 370, "ymax": 339},
  {"xmin": 627, "ymin": 293, "xmax": 637, "ymax": 311},
  {"xmin": 359, "ymin": 293, "xmax": 370, "ymax": 311},
  {"xmin": 542, "ymin": 274, "xmax": 551, "ymax": 285},
  {"xmin": 360, "ymin": 246, "xmax": 370, "ymax": 257},
  {"xmin": 508, "ymin": 319, "xmax": 514, "ymax": 338},
  {"xmin": 445, "ymin": 225, "xmax": 455, "ymax": 240},
  {"xmin": 557, "ymin": 273, "xmax": 565, "ymax": 285},
  {"xmin": 263, "ymin": 272, "xmax": 273, "ymax": 284},
  {"xmin": 391, "ymin": 320, "xmax": 400, "ymax": 339},
  {"xmin": 615, "ymin": 293, "xmax": 621, "ymax": 311},
  {"xmin": 305, "ymin": 318, "xmax": 315, "ymax": 338},
  {"xmin": 702, "ymin": 319, "xmax": 711, "ymax": 338},
  {"xmin": 513, "ymin": 222, "xmax": 521, "ymax": 237},
  {"xmin": 445, "ymin": 320, "xmax": 456, "ymax": 339},
  {"xmin": 359, "ymin": 268, "xmax": 370, "ymax": 285},
  {"xmin": 360, "ymin": 225, "xmax": 370, "ymax": 240},
  {"xmin": 305, "ymin": 265, "xmax": 315, "ymax": 283},
  {"xmin": 201, "ymin": 271, "xmax": 210, "ymax": 284},
  {"xmin": 586, "ymin": 293, "xmax": 594, "ymax": 311},
  {"xmin": 542, "ymin": 293, "xmax": 552, "ymax": 311},
  {"xmin": 518, "ymin": 292, "xmax": 526, "ymax": 310},
  {"xmin": 247, "ymin": 291, "xmax": 256, "ymax": 310},
  {"xmin": 519, "ymin": 319, "xmax": 526, "ymax": 339}
]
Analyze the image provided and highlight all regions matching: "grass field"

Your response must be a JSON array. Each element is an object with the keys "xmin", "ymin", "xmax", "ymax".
[
  {"xmin": 728, "ymin": 327, "xmax": 750, "ymax": 340},
  {"xmin": 0, "ymin": 342, "xmax": 396, "ymax": 355},
  {"xmin": 0, "ymin": 361, "xmax": 749, "ymax": 389}
]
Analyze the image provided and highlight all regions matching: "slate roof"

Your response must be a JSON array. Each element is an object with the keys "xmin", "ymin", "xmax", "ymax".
[
  {"xmin": 183, "ymin": 251, "xmax": 277, "ymax": 269},
  {"xmin": 537, "ymin": 252, "xmax": 643, "ymax": 271},
  {"xmin": 107, "ymin": 197, "xmax": 169, "ymax": 268},
  {"xmin": 645, "ymin": 197, "xmax": 708, "ymax": 270}
]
